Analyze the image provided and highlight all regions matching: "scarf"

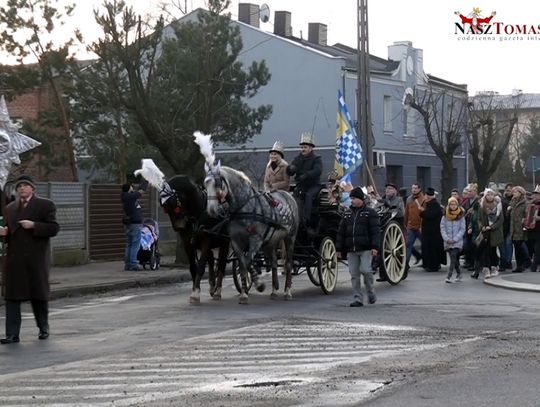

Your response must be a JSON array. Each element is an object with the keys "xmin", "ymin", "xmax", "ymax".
[{"xmin": 445, "ymin": 205, "xmax": 463, "ymax": 221}]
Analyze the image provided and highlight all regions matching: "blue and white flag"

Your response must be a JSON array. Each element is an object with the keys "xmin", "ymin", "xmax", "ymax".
[{"xmin": 335, "ymin": 90, "xmax": 363, "ymax": 176}]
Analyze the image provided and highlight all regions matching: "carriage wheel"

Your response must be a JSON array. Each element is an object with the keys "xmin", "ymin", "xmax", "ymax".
[
  {"xmin": 149, "ymin": 246, "xmax": 159, "ymax": 270},
  {"xmin": 317, "ymin": 237, "xmax": 338, "ymax": 294},
  {"xmin": 306, "ymin": 266, "xmax": 320, "ymax": 286},
  {"xmin": 379, "ymin": 221, "xmax": 406, "ymax": 285},
  {"xmin": 292, "ymin": 253, "xmax": 319, "ymax": 285},
  {"xmin": 232, "ymin": 258, "xmax": 252, "ymax": 294}
]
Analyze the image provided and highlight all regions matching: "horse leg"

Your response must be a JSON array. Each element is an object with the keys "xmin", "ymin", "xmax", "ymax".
[
  {"xmin": 284, "ymin": 238, "xmax": 294, "ymax": 300},
  {"xmin": 264, "ymin": 245, "xmax": 279, "ymax": 299},
  {"xmin": 248, "ymin": 236, "xmax": 265, "ymax": 293},
  {"xmin": 183, "ymin": 239, "xmax": 201, "ymax": 304},
  {"xmin": 190, "ymin": 250, "xmax": 206, "ymax": 305},
  {"xmin": 207, "ymin": 250, "xmax": 217, "ymax": 297},
  {"xmin": 212, "ymin": 242, "xmax": 228, "ymax": 300},
  {"xmin": 232, "ymin": 241, "xmax": 250, "ymax": 304}
]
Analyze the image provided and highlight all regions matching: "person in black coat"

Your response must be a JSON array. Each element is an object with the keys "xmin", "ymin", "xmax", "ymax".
[
  {"xmin": 286, "ymin": 132, "xmax": 322, "ymax": 229},
  {"xmin": 0, "ymin": 175, "xmax": 59, "ymax": 344},
  {"xmin": 336, "ymin": 187, "xmax": 380, "ymax": 307},
  {"xmin": 121, "ymin": 180, "xmax": 147, "ymax": 271},
  {"xmin": 420, "ymin": 188, "xmax": 446, "ymax": 272}
]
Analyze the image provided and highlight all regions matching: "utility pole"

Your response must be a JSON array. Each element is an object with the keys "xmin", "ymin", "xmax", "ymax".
[
  {"xmin": 533, "ymin": 156, "xmax": 537, "ymax": 188},
  {"xmin": 357, "ymin": 0, "xmax": 373, "ymax": 186}
]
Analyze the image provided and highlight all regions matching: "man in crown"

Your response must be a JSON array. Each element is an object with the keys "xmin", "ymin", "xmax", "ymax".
[{"xmin": 286, "ymin": 132, "xmax": 322, "ymax": 230}]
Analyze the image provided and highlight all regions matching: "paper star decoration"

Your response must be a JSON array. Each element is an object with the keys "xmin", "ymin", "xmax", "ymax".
[{"xmin": 0, "ymin": 95, "xmax": 42, "ymax": 188}]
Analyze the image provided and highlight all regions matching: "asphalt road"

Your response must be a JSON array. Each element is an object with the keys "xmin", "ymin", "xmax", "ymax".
[{"xmin": 1, "ymin": 266, "xmax": 539, "ymax": 406}]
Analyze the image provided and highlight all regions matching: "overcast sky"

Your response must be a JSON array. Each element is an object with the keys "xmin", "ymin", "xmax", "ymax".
[{"xmin": 8, "ymin": 0, "xmax": 540, "ymax": 95}]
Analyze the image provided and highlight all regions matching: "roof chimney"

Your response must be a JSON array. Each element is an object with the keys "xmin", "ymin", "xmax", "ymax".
[
  {"xmin": 308, "ymin": 23, "xmax": 327, "ymax": 45},
  {"xmin": 274, "ymin": 11, "xmax": 292, "ymax": 37},
  {"xmin": 238, "ymin": 3, "xmax": 260, "ymax": 28}
]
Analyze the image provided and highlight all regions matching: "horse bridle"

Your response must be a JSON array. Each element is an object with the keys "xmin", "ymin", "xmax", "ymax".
[{"xmin": 205, "ymin": 169, "xmax": 227, "ymax": 204}]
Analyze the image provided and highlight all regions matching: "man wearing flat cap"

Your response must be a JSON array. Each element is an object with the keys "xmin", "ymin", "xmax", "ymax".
[
  {"xmin": 0, "ymin": 175, "xmax": 59, "ymax": 344},
  {"xmin": 286, "ymin": 132, "xmax": 322, "ymax": 229},
  {"xmin": 381, "ymin": 182, "xmax": 405, "ymax": 225},
  {"xmin": 336, "ymin": 187, "xmax": 380, "ymax": 307}
]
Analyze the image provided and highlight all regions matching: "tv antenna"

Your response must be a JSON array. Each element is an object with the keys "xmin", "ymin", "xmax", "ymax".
[{"xmin": 260, "ymin": 3, "xmax": 270, "ymax": 23}]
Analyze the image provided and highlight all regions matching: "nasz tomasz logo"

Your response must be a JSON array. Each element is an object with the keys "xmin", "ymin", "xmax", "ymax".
[
  {"xmin": 454, "ymin": 7, "xmax": 540, "ymax": 36},
  {"xmin": 455, "ymin": 8, "xmax": 496, "ymax": 34}
]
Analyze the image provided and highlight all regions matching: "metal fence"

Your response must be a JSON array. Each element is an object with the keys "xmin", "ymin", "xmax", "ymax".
[{"xmin": 19, "ymin": 182, "xmax": 176, "ymax": 262}]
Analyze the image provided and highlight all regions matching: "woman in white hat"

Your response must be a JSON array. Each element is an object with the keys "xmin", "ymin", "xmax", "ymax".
[{"xmin": 263, "ymin": 141, "xmax": 290, "ymax": 192}]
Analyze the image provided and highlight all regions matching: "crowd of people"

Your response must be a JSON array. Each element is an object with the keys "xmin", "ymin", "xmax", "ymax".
[
  {"xmin": 262, "ymin": 134, "xmax": 540, "ymax": 303},
  {"xmin": 400, "ymin": 182, "xmax": 540, "ymax": 282}
]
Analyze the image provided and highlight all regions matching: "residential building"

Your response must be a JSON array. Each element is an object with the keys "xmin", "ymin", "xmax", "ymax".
[{"xmin": 174, "ymin": 3, "xmax": 469, "ymax": 192}]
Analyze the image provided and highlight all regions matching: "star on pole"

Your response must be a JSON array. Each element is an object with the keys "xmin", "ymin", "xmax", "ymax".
[
  {"xmin": 0, "ymin": 95, "xmax": 41, "ymax": 188},
  {"xmin": 472, "ymin": 7, "xmax": 482, "ymax": 16}
]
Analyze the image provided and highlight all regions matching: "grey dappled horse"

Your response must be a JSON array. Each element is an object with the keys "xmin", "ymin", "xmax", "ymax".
[{"xmin": 204, "ymin": 165, "xmax": 299, "ymax": 304}]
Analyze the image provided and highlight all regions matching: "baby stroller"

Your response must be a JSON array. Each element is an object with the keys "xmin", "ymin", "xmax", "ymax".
[{"xmin": 137, "ymin": 218, "xmax": 161, "ymax": 270}]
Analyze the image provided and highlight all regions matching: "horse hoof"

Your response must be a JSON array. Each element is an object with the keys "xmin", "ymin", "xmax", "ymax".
[
  {"xmin": 212, "ymin": 294, "xmax": 222, "ymax": 301},
  {"xmin": 189, "ymin": 296, "xmax": 200, "ymax": 304},
  {"xmin": 256, "ymin": 282, "xmax": 266, "ymax": 293},
  {"xmin": 239, "ymin": 297, "xmax": 248, "ymax": 305},
  {"xmin": 270, "ymin": 292, "xmax": 278, "ymax": 300},
  {"xmin": 284, "ymin": 293, "xmax": 293, "ymax": 301}
]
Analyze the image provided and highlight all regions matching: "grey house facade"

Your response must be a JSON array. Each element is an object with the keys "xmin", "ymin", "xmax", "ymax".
[{"xmin": 171, "ymin": 6, "xmax": 469, "ymax": 192}]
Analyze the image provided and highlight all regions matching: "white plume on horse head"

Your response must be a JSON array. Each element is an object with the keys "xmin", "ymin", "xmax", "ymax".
[
  {"xmin": 193, "ymin": 131, "xmax": 216, "ymax": 171},
  {"xmin": 134, "ymin": 158, "xmax": 166, "ymax": 190}
]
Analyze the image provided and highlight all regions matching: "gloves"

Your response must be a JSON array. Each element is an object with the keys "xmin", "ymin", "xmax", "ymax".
[
  {"xmin": 286, "ymin": 165, "xmax": 297, "ymax": 176},
  {"xmin": 138, "ymin": 179, "xmax": 149, "ymax": 192}
]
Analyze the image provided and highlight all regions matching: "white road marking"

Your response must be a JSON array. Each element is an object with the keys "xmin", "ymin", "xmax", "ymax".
[{"xmin": 0, "ymin": 319, "xmax": 479, "ymax": 406}]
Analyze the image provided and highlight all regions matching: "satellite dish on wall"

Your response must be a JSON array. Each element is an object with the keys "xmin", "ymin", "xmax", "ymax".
[{"xmin": 260, "ymin": 3, "xmax": 270, "ymax": 23}]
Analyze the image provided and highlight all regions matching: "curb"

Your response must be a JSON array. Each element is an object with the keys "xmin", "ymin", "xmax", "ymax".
[
  {"xmin": 483, "ymin": 276, "xmax": 540, "ymax": 293},
  {"xmin": 0, "ymin": 271, "xmax": 193, "ymax": 306},
  {"xmin": 49, "ymin": 271, "xmax": 193, "ymax": 300}
]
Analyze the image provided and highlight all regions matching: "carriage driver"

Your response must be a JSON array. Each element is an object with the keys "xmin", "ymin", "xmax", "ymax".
[{"xmin": 286, "ymin": 132, "xmax": 323, "ymax": 230}]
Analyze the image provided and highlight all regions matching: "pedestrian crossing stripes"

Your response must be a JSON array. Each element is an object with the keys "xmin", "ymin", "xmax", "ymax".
[{"xmin": 0, "ymin": 319, "xmax": 477, "ymax": 406}]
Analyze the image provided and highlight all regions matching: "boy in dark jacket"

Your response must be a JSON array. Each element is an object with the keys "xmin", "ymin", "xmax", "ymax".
[{"xmin": 336, "ymin": 187, "xmax": 380, "ymax": 307}]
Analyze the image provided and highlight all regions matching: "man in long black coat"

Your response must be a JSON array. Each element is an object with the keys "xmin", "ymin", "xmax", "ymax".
[
  {"xmin": 286, "ymin": 132, "xmax": 322, "ymax": 229},
  {"xmin": 0, "ymin": 175, "xmax": 59, "ymax": 344},
  {"xmin": 420, "ymin": 188, "xmax": 446, "ymax": 272}
]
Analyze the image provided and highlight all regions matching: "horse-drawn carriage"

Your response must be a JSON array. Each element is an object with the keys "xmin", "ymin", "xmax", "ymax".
[
  {"xmin": 137, "ymin": 134, "xmax": 406, "ymax": 304},
  {"xmin": 230, "ymin": 185, "xmax": 407, "ymax": 296}
]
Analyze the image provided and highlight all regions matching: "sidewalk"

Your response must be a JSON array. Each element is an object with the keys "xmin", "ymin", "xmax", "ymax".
[
  {"xmin": 483, "ymin": 270, "xmax": 540, "ymax": 292},
  {"xmin": 45, "ymin": 256, "xmax": 192, "ymax": 300}
]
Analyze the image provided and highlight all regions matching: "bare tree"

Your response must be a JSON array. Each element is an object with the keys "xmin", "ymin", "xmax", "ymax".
[
  {"xmin": 467, "ymin": 93, "xmax": 519, "ymax": 190},
  {"xmin": 406, "ymin": 85, "xmax": 468, "ymax": 200},
  {"xmin": 0, "ymin": 0, "xmax": 81, "ymax": 181}
]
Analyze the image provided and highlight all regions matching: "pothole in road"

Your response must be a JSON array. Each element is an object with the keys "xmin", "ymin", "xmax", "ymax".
[{"xmin": 235, "ymin": 379, "xmax": 303, "ymax": 388}]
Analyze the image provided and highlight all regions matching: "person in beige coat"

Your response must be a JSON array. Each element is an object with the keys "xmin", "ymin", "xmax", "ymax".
[{"xmin": 264, "ymin": 141, "xmax": 290, "ymax": 192}]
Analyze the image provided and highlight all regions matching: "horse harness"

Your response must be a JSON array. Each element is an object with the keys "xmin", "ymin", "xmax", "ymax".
[
  {"xmin": 161, "ymin": 184, "xmax": 229, "ymax": 239},
  {"xmin": 228, "ymin": 186, "xmax": 287, "ymax": 240}
]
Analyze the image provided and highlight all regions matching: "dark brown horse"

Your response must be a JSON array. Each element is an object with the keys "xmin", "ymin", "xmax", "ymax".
[{"xmin": 161, "ymin": 175, "xmax": 229, "ymax": 303}]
